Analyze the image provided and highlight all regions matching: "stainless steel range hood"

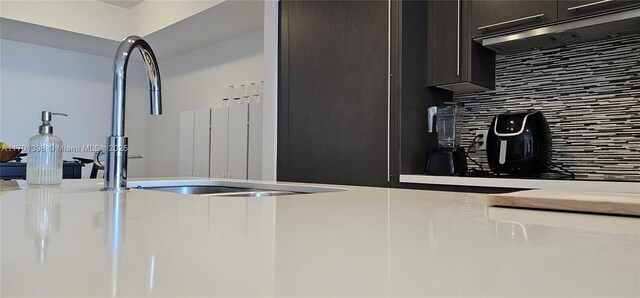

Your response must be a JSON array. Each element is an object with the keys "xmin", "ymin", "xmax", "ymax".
[{"xmin": 476, "ymin": 8, "xmax": 640, "ymax": 53}]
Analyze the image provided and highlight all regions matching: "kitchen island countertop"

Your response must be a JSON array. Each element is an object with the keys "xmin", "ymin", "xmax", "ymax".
[{"xmin": 1, "ymin": 178, "xmax": 639, "ymax": 297}]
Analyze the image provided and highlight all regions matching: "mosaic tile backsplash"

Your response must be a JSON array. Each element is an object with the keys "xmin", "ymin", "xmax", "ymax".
[{"xmin": 454, "ymin": 33, "xmax": 640, "ymax": 181}]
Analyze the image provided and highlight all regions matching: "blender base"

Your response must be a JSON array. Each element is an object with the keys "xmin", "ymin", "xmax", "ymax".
[{"xmin": 425, "ymin": 147, "xmax": 468, "ymax": 176}]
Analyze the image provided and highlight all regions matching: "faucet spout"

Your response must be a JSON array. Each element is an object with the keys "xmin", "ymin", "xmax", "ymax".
[
  {"xmin": 111, "ymin": 36, "xmax": 162, "ymax": 136},
  {"xmin": 104, "ymin": 36, "xmax": 162, "ymax": 190}
]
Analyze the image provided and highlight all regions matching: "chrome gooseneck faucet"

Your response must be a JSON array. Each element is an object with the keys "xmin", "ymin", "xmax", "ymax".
[{"xmin": 104, "ymin": 36, "xmax": 161, "ymax": 190}]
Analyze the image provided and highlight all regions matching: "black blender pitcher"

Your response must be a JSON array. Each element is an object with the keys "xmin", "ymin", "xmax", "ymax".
[{"xmin": 425, "ymin": 102, "xmax": 467, "ymax": 176}]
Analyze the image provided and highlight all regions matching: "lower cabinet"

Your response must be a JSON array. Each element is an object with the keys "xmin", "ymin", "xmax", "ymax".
[
  {"xmin": 179, "ymin": 109, "xmax": 210, "ymax": 177},
  {"xmin": 225, "ymin": 103, "xmax": 248, "ymax": 180},
  {"xmin": 210, "ymin": 107, "xmax": 229, "ymax": 178},
  {"xmin": 178, "ymin": 111, "xmax": 194, "ymax": 176},
  {"xmin": 247, "ymin": 100, "xmax": 263, "ymax": 180},
  {"xmin": 179, "ymin": 102, "xmax": 262, "ymax": 180}
]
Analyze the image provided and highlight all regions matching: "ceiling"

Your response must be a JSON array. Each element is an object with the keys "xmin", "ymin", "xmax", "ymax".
[{"xmin": 99, "ymin": 0, "xmax": 144, "ymax": 9}]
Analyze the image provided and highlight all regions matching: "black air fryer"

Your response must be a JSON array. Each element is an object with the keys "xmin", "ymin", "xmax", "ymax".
[{"xmin": 486, "ymin": 110, "xmax": 551, "ymax": 176}]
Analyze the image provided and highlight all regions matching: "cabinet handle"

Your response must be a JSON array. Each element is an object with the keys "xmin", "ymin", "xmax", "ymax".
[
  {"xmin": 477, "ymin": 13, "xmax": 545, "ymax": 30},
  {"xmin": 567, "ymin": 0, "xmax": 613, "ymax": 11},
  {"xmin": 456, "ymin": 0, "xmax": 460, "ymax": 76}
]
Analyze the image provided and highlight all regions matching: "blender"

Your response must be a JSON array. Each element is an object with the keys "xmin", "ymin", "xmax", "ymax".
[{"xmin": 425, "ymin": 102, "xmax": 468, "ymax": 176}]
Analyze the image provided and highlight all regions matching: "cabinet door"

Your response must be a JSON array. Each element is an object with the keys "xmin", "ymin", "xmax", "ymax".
[
  {"xmin": 427, "ymin": 0, "xmax": 463, "ymax": 86},
  {"xmin": 210, "ymin": 107, "xmax": 229, "ymax": 179},
  {"xmin": 179, "ymin": 111, "xmax": 194, "ymax": 177},
  {"xmin": 228, "ymin": 103, "xmax": 248, "ymax": 180},
  {"xmin": 193, "ymin": 108, "xmax": 211, "ymax": 177},
  {"xmin": 278, "ymin": 0, "xmax": 390, "ymax": 187},
  {"xmin": 558, "ymin": 0, "xmax": 640, "ymax": 20},
  {"xmin": 471, "ymin": 0, "xmax": 558, "ymax": 38},
  {"xmin": 248, "ymin": 101, "xmax": 263, "ymax": 181},
  {"xmin": 427, "ymin": 0, "xmax": 495, "ymax": 92}
]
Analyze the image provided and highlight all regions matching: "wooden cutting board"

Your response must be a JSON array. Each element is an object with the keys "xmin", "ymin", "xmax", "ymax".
[{"xmin": 488, "ymin": 189, "xmax": 640, "ymax": 217}]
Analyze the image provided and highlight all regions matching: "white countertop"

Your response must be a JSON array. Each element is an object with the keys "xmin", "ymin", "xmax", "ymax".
[
  {"xmin": 1, "ymin": 178, "xmax": 639, "ymax": 297},
  {"xmin": 400, "ymin": 174, "xmax": 640, "ymax": 193}
]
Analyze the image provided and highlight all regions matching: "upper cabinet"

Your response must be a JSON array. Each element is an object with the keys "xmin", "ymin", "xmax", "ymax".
[
  {"xmin": 558, "ymin": 0, "xmax": 640, "ymax": 20},
  {"xmin": 427, "ymin": 0, "xmax": 495, "ymax": 93},
  {"xmin": 471, "ymin": 1, "xmax": 558, "ymax": 38},
  {"xmin": 428, "ymin": 0, "xmax": 640, "ymax": 92}
]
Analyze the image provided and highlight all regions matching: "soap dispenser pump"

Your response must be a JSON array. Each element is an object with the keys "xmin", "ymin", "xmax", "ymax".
[{"xmin": 27, "ymin": 111, "xmax": 68, "ymax": 185}]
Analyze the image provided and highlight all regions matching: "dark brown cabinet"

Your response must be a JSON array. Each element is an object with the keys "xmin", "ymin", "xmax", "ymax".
[
  {"xmin": 427, "ymin": 0, "xmax": 495, "ymax": 93},
  {"xmin": 558, "ymin": 0, "xmax": 640, "ymax": 20},
  {"xmin": 471, "ymin": 0, "xmax": 558, "ymax": 38},
  {"xmin": 278, "ymin": 1, "xmax": 451, "ymax": 187},
  {"xmin": 278, "ymin": 1, "xmax": 393, "ymax": 187}
]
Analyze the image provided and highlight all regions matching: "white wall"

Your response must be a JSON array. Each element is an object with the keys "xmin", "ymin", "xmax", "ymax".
[
  {"xmin": 1, "ymin": 24, "xmax": 265, "ymax": 180},
  {"xmin": 145, "ymin": 28, "xmax": 264, "ymax": 177},
  {"xmin": 0, "ymin": 39, "xmax": 150, "ymax": 178}
]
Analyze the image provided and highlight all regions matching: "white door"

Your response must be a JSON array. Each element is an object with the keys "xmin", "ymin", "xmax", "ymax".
[
  {"xmin": 210, "ymin": 107, "xmax": 229, "ymax": 178},
  {"xmin": 178, "ymin": 110, "xmax": 194, "ymax": 176},
  {"xmin": 193, "ymin": 108, "xmax": 211, "ymax": 177},
  {"xmin": 228, "ymin": 103, "xmax": 249, "ymax": 179}
]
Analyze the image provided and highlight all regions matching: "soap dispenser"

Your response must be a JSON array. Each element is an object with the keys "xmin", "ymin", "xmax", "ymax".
[{"xmin": 27, "ymin": 111, "xmax": 68, "ymax": 185}]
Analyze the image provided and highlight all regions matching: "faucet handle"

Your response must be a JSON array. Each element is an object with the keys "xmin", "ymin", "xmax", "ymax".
[
  {"xmin": 94, "ymin": 150, "xmax": 142, "ymax": 167},
  {"xmin": 94, "ymin": 150, "xmax": 106, "ymax": 167}
]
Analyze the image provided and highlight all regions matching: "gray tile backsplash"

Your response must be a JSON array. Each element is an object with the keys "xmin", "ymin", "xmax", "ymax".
[{"xmin": 453, "ymin": 33, "xmax": 640, "ymax": 181}]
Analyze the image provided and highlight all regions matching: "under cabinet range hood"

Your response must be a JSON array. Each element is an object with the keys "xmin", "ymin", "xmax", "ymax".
[{"xmin": 477, "ymin": 8, "xmax": 640, "ymax": 53}]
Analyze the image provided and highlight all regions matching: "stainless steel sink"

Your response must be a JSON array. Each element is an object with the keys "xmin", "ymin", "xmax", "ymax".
[
  {"xmin": 136, "ymin": 185, "xmax": 302, "ymax": 197},
  {"xmin": 130, "ymin": 179, "xmax": 347, "ymax": 198}
]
